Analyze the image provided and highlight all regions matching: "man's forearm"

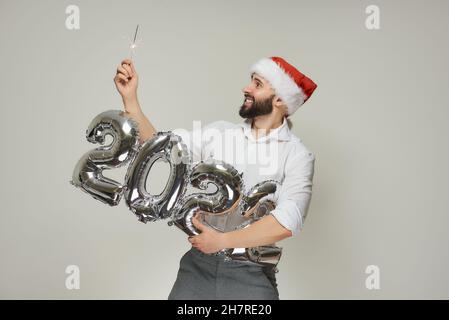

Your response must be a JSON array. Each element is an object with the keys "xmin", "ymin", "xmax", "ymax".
[
  {"xmin": 222, "ymin": 215, "xmax": 292, "ymax": 249},
  {"xmin": 123, "ymin": 97, "xmax": 157, "ymax": 143}
]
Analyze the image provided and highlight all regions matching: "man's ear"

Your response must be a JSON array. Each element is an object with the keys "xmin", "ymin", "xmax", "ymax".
[
  {"xmin": 273, "ymin": 96, "xmax": 288, "ymax": 115},
  {"xmin": 273, "ymin": 96, "xmax": 283, "ymax": 107}
]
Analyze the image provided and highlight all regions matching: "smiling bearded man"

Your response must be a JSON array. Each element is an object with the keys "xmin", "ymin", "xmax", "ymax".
[{"xmin": 114, "ymin": 56, "xmax": 317, "ymax": 300}]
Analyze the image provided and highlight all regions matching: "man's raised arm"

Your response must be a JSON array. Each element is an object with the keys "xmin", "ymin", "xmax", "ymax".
[{"xmin": 113, "ymin": 59, "xmax": 157, "ymax": 143}]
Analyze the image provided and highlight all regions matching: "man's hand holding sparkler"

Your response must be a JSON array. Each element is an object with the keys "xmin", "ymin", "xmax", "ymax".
[
  {"xmin": 114, "ymin": 58, "xmax": 157, "ymax": 143},
  {"xmin": 114, "ymin": 59, "xmax": 139, "ymax": 112}
]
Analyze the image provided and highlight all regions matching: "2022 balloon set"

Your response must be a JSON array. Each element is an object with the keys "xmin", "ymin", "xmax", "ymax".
[{"xmin": 71, "ymin": 110, "xmax": 282, "ymax": 267}]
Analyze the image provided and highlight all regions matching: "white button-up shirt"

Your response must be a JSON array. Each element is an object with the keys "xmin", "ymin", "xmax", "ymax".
[{"xmin": 172, "ymin": 117, "xmax": 315, "ymax": 236}]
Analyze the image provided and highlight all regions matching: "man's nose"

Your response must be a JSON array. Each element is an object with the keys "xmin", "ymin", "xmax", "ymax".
[{"xmin": 242, "ymin": 85, "xmax": 251, "ymax": 94}]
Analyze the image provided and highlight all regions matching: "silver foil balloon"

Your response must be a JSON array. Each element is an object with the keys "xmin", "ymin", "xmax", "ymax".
[
  {"xmin": 124, "ymin": 132, "xmax": 191, "ymax": 223},
  {"xmin": 224, "ymin": 200, "xmax": 283, "ymax": 268},
  {"xmin": 196, "ymin": 179, "xmax": 281, "ymax": 236},
  {"xmin": 70, "ymin": 110, "xmax": 140, "ymax": 206},
  {"xmin": 171, "ymin": 159, "xmax": 244, "ymax": 236},
  {"xmin": 170, "ymin": 159, "xmax": 283, "ymax": 268},
  {"xmin": 240, "ymin": 180, "xmax": 280, "ymax": 218},
  {"xmin": 226, "ymin": 245, "xmax": 283, "ymax": 268}
]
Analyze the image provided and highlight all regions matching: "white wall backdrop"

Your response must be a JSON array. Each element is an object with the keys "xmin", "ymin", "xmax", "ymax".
[{"xmin": 0, "ymin": 0, "xmax": 448, "ymax": 299}]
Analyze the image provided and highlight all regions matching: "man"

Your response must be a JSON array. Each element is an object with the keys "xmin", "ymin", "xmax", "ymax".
[{"xmin": 114, "ymin": 56, "xmax": 317, "ymax": 300}]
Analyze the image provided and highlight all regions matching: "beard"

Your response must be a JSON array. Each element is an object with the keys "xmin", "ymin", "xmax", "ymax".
[{"xmin": 239, "ymin": 94, "xmax": 275, "ymax": 119}]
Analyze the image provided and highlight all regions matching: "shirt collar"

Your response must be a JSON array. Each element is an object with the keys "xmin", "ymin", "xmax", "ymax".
[{"xmin": 238, "ymin": 117, "xmax": 291, "ymax": 142}]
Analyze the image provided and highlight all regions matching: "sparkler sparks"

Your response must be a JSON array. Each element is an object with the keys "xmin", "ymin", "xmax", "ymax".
[{"xmin": 128, "ymin": 24, "xmax": 141, "ymax": 60}]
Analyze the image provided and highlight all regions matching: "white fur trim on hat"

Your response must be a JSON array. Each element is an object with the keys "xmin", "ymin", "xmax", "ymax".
[{"xmin": 250, "ymin": 58, "xmax": 307, "ymax": 116}]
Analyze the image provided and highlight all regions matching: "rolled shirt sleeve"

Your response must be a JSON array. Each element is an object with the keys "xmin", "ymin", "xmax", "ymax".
[{"xmin": 270, "ymin": 151, "xmax": 315, "ymax": 236}]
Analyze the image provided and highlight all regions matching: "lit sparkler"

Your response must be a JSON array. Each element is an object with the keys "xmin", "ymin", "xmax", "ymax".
[{"xmin": 128, "ymin": 24, "xmax": 141, "ymax": 60}]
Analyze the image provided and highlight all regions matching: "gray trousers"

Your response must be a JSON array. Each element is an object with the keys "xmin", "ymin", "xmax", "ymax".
[{"xmin": 168, "ymin": 247, "xmax": 279, "ymax": 300}]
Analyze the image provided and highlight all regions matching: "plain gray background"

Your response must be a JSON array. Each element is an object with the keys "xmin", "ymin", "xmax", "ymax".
[{"xmin": 0, "ymin": 0, "xmax": 448, "ymax": 299}]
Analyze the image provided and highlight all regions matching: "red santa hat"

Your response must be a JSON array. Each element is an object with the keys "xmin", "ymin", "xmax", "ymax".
[{"xmin": 250, "ymin": 56, "xmax": 317, "ymax": 116}]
